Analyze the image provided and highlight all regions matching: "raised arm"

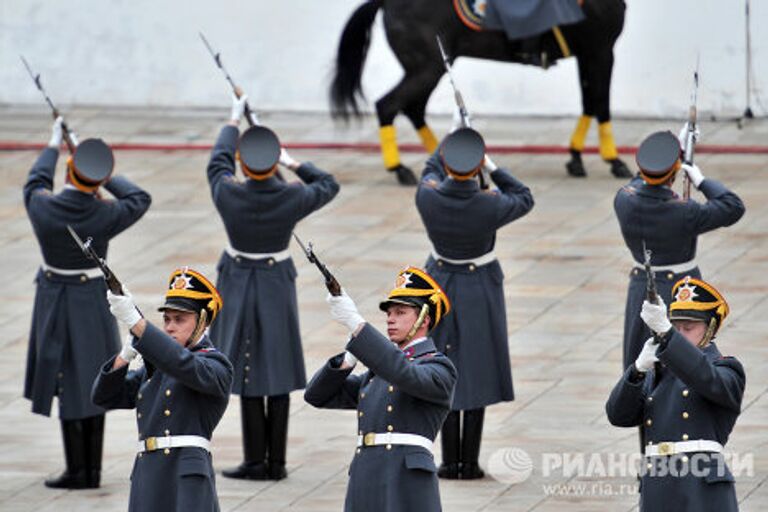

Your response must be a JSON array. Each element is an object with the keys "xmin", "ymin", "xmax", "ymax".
[
  {"xmin": 304, "ymin": 353, "xmax": 364, "ymax": 410},
  {"xmin": 347, "ymin": 324, "xmax": 456, "ymax": 407},
  {"xmin": 23, "ymin": 147, "xmax": 59, "ymax": 209},
  {"xmin": 103, "ymin": 176, "xmax": 152, "ymax": 237},
  {"xmin": 206, "ymin": 125, "xmax": 240, "ymax": 199},
  {"xmin": 91, "ymin": 357, "xmax": 146, "ymax": 410},
  {"xmin": 605, "ymin": 365, "xmax": 648, "ymax": 427}
]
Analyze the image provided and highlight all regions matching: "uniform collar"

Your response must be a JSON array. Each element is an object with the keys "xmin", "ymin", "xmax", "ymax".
[
  {"xmin": 439, "ymin": 177, "xmax": 479, "ymax": 196},
  {"xmin": 636, "ymin": 181, "xmax": 677, "ymax": 200},
  {"xmin": 246, "ymin": 175, "xmax": 284, "ymax": 191},
  {"xmin": 189, "ymin": 335, "xmax": 214, "ymax": 352},
  {"xmin": 402, "ymin": 337, "xmax": 437, "ymax": 359}
]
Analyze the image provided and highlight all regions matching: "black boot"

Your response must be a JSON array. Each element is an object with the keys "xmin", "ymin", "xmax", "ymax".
[
  {"xmin": 266, "ymin": 394, "xmax": 289, "ymax": 480},
  {"xmin": 437, "ymin": 411, "xmax": 461, "ymax": 479},
  {"xmin": 82, "ymin": 415, "xmax": 105, "ymax": 488},
  {"xmin": 460, "ymin": 408, "xmax": 486, "ymax": 480},
  {"xmin": 222, "ymin": 396, "xmax": 269, "ymax": 480},
  {"xmin": 45, "ymin": 419, "xmax": 89, "ymax": 489}
]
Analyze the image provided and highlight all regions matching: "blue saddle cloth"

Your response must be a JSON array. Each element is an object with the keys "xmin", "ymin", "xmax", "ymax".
[{"xmin": 483, "ymin": 0, "xmax": 585, "ymax": 39}]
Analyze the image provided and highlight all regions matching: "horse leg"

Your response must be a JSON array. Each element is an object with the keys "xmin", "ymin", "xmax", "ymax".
[
  {"xmin": 402, "ymin": 72, "xmax": 444, "ymax": 154},
  {"xmin": 566, "ymin": 56, "xmax": 595, "ymax": 177},
  {"xmin": 589, "ymin": 50, "xmax": 632, "ymax": 178},
  {"xmin": 375, "ymin": 67, "xmax": 443, "ymax": 186}
]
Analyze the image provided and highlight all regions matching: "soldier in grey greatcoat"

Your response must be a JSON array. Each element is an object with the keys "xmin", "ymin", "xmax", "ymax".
[
  {"xmin": 415, "ymin": 127, "xmax": 534, "ymax": 479},
  {"xmin": 23, "ymin": 117, "xmax": 151, "ymax": 488},
  {"xmin": 615, "ymin": 130, "xmax": 744, "ymax": 373},
  {"xmin": 93, "ymin": 267, "xmax": 233, "ymax": 512},
  {"xmin": 305, "ymin": 266, "xmax": 457, "ymax": 511},
  {"xmin": 606, "ymin": 276, "xmax": 744, "ymax": 512},
  {"xmin": 207, "ymin": 96, "xmax": 339, "ymax": 480}
]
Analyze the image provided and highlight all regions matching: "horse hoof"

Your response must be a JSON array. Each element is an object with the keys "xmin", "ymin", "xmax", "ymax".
[
  {"xmin": 389, "ymin": 164, "xmax": 418, "ymax": 186},
  {"xmin": 566, "ymin": 152, "xmax": 586, "ymax": 178},
  {"xmin": 609, "ymin": 158, "xmax": 632, "ymax": 178}
]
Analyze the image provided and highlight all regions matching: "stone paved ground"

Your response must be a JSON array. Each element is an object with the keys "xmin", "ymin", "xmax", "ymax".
[{"xmin": 0, "ymin": 106, "xmax": 766, "ymax": 511}]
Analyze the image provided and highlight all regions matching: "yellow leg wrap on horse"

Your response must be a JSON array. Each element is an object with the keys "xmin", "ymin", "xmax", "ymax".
[
  {"xmin": 417, "ymin": 126, "xmax": 439, "ymax": 153},
  {"xmin": 598, "ymin": 121, "xmax": 618, "ymax": 160},
  {"xmin": 379, "ymin": 125, "xmax": 401, "ymax": 169},
  {"xmin": 570, "ymin": 115, "xmax": 592, "ymax": 152}
]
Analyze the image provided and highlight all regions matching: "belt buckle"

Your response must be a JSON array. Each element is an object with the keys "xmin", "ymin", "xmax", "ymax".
[
  {"xmin": 657, "ymin": 442, "xmax": 674, "ymax": 455},
  {"xmin": 363, "ymin": 433, "xmax": 376, "ymax": 447},
  {"xmin": 145, "ymin": 437, "xmax": 158, "ymax": 452}
]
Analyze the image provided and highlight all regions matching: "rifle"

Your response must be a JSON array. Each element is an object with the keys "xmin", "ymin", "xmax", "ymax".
[
  {"xmin": 292, "ymin": 233, "xmax": 342, "ymax": 296},
  {"xmin": 199, "ymin": 32, "xmax": 285, "ymax": 181},
  {"xmin": 642, "ymin": 240, "xmax": 664, "ymax": 382},
  {"xmin": 682, "ymin": 60, "xmax": 699, "ymax": 200},
  {"xmin": 436, "ymin": 35, "xmax": 490, "ymax": 190},
  {"xmin": 67, "ymin": 225, "xmax": 125, "ymax": 295},
  {"xmin": 21, "ymin": 56, "xmax": 78, "ymax": 153}
]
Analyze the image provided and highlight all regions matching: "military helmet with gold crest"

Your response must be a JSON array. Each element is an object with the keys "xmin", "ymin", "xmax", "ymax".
[
  {"xmin": 158, "ymin": 267, "xmax": 223, "ymax": 327},
  {"xmin": 670, "ymin": 276, "xmax": 729, "ymax": 337},
  {"xmin": 379, "ymin": 266, "xmax": 451, "ymax": 329}
]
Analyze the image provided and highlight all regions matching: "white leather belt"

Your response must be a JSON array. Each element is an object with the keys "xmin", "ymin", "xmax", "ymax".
[
  {"xmin": 432, "ymin": 249, "xmax": 496, "ymax": 267},
  {"xmin": 225, "ymin": 245, "xmax": 291, "ymax": 262},
  {"xmin": 633, "ymin": 258, "xmax": 698, "ymax": 275},
  {"xmin": 645, "ymin": 440, "xmax": 723, "ymax": 457},
  {"xmin": 357, "ymin": 432, "xmax": 433, "ymax": 451},
  {"xmin": 137, "ymin": 435, "xmax": 211, "ymax": 453},
  {"xmin": 41, "ymin": 263, "xmax": 102, "ymax": 279}
]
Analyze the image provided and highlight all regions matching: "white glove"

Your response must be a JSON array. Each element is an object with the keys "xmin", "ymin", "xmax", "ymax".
[
  {"xmin": 230, "ymin": 94, "xmax": 248, "ymax": 123},
  {"xmin": 677, "ymin": 122, "xmax": 700, "ymax": 149},
  {"xmin": 483, "ymin": 154, "xmax": 498, "ymax": 172},
  {"xmin": 681, "ymin": 163, "xmax": 705, "ymax": 188},
  {"xmin": 107, "ymin": 287, "xmax": 142, "ymax": 328},
  {"xmin": 634, "ymin": 337, "xmax": 659, "ymax": 373},
  {"xmin": 48, "ymin": 116, "xmax": 64, "ymax": 148},
  {"xmin": 119, "ymin": 332, "xmax": 138, "ymax": 362},
  {"xmin": 342, "ymin": 351, "xmax": 358, "ymax": 368},
  {"xmin": 279, "ymin": 148, "xmax": 300, "ymax": 170},
  {"xmin": 327, "ymin": 290, "xmax": 365, "ymax": 334},
  {"xmin": 641, "ymin": 298, "xmax": 672, "ymax": 335}
]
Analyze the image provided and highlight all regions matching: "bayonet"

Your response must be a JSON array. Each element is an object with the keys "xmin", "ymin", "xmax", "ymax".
[{"xmin": 292, "ymin": 233, "xmax": 341, "ymax": 296}]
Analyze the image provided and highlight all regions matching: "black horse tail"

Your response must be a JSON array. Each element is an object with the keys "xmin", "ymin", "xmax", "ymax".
[{"xmin": 330, "ymin": 0, "xmax": 382, "ymax": 121}]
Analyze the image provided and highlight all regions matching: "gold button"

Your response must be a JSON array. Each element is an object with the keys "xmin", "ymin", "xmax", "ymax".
[
  {"xmin": 682, "ymin": 412, "xmax": 689, "ymax": 419},
  {"xmin": 268, "ymin": 259, "xmax": 274, "ymax": 266},
  {"xmin": 358, "ymin": 411, "xmax": 364, "ymax": 417},
  {"xmin": 645, "ymin": 419, "xmax": 652, "ymax": 426},
  {"xmin": 646, "ymin": 463, "xmax": 652, "ymax": 470},
  {"xmin": 46, "ymin": 272, "xmax": 52, "ymax": 278},
  {"xmin": 469, "ymin": 264, "xmax": 476, "ymax": 271},
  {"xmin": 388, "ymin": 385, "xmax": 394, "ymax": 393},
  {"xmin": 236, "ymin": 257, "xmax": 242, "ymax": 263},
  {"xmin": 147, "ymin": 378, "xmax": 151, "ymax": 383},
  {"xmin": 138, "ymin": 452, "xmax": 143, "ymax": 458},
  {"xmin": 360, "ymin": 392, "xmax": 365, "ymax": 399},
  {"xmin": 446, "ymin": 344, "xmax": 451, "ymax": 350},
  {"xmin": 245, "ymin": 366, "xmax": 250, "ymax": 371},
  {"xmin": 245, "ymin": 339, "xmax": 250, "ymax": 345},
  {"xmin": 387, "ymin": 425, "xmax": 393, "ymax": 432},
  {"xmin": 138, "ymin": 393, "xmax": 142, "ymax": 400},
  {"xmin": 356, "ymin": 448, "xmax": 361, "ymax": 454},
  {"xmin": 647, "ymin": 396, "xmax": 653, "ymax": 402},
  {"xmin": 163, "ymin": 448, "xmax": 170, "ymax": 455},
  {"xmin": 137, "ymin": 413, "xmax": 142, "ymax": 419},
  {"xmin": 682, "ymin": 456, "xmax": 689, "ymax": 463},
  {"xmin": 164, "ymin": 409, "xmax": 171, "ymax": 417},
  {"xmin": 244, "ymin": 378, "xmax": 249, "ymax": 383},
  {"xmin": 80, "ymin": 275, "xmax": 87, "ymax": 282},
  {"xmin": 58, "ymin": 387, "xmax": 63, "ymax": 393},
  {"xmin": 682, "ymin": 389, "xmax": 689, "ymax": 397},
  {"xmin": 667, "ymin": 272, "xmax": 674, "ymax": 280},
  {"xmin": 386, "ymin": 444, "xmax": 392, "ymax": 450},
  {"xmin": 245, "ymin": 353, "xmax": 250, "ymax": 358},
  {"xmin": 682, "ymin": 434, "xmax": 689, "ymax": 441},
  {"xmin": 387, "ymin": 405, "xmax": 393, "ymax": 412},
  {"xmin": 165, "ymin": 389, "xmax": 171, "ymax": 397},
  {"xmin": 58, "ymin": 372, "xmax": 63, "ymax": 379},
  {"xmin": 632, "ymin": 269, "xmax": 638, "ymax": 276},
  {"xmin": 437, "ymin": 261, "xmax": 443, "ymax": 267},
  {"xmin": 164, "ymin": 429, "xmax": 170, "ymax": 436}
]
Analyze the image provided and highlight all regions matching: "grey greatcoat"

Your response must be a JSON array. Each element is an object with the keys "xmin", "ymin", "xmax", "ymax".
[
  {"xmin": 92, "ymin": 324, "xmax": 233, "ymax": 512},
  {"xmin": 614, "ymin": 176, "xmax": 744, "ymax": 370},
  {"xmin": 305, "ymin": 324, "xmax": 457, "ymax": 512},
  {"xmin": 415, "ymin": 151, "xmax": 534, "ymax": 410},
  {"xmin": 23, "ymin": 147, "xmax": 151, "ymax": 419},
  {"xmin": 606, "ymin": 331, "xmax": 745, "ymax": 512},
  {"xmin": 206, "ymin": 125, "xmax": 339, "ymax": 396}
]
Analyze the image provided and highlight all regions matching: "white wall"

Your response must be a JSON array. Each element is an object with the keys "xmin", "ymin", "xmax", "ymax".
[{"xmin": 1, "ymin": 0, "xmax": 765, "ymax": 118}]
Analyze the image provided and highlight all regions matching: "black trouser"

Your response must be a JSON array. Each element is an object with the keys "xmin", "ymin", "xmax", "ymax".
[
  {"xmin": 45, "ymin": 414, "xmax": 104, "ymax": 489},
  {"xmin": 223, "ymin": 394, "xmax": 289, "ymax": 480},
  {"xmin": 439, "ymin": 408, "xmax": 485, "ymax": 479}
]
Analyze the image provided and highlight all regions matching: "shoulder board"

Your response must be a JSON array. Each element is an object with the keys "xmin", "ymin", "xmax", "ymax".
[{"xmin": 197, "ymin": 347, "xmax": 217, "ymax": 353}]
